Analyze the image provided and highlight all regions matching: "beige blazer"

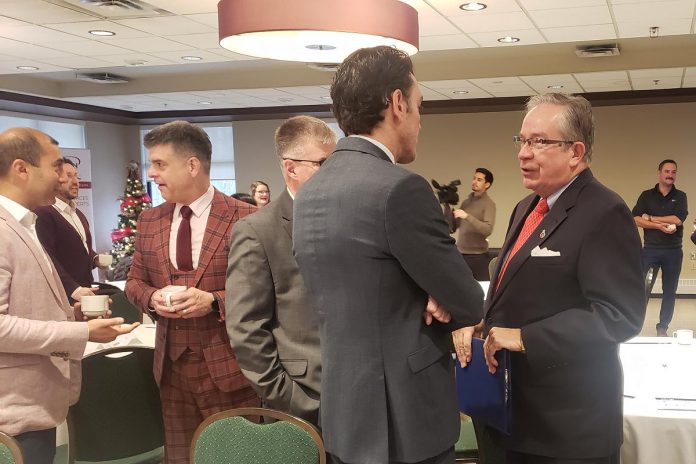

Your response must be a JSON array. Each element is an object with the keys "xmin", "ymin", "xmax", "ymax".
[{"xmin": 0, "ymin": 205, "xmax": 88, "ymax": 436}]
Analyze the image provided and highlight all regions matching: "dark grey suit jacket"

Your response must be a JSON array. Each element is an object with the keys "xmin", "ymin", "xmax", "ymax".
[
  {"xmin": 226, "ymin": 189, "xmax": 321, "ymax": 425},
  {"xmin": 293, "ymin": 137, "xmax": 484, "ymax": 464},
  {"xmin": 485, "ymin": 168, "xmax": 645, "ymax": 458}
]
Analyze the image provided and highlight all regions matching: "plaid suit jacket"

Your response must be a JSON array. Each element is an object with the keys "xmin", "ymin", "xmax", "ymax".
[{"xmin": 126, "ymin": 188, "xmax": 256, "ymax": 389}]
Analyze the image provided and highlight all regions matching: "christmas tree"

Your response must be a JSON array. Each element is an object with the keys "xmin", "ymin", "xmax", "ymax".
[{"xmin": 110, "ymin": 161, "xmax": 151, "ymax": 264}]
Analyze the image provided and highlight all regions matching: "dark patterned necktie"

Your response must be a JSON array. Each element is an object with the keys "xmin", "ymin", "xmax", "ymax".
[{"xmin": 176, "ymin": 205, "xmax": 194, "ymax": 271}]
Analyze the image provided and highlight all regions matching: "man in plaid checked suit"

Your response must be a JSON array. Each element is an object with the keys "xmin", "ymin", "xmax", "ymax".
[{"xmin": 125, "ymin": 121, "xmax": 259, "ymax": 463}]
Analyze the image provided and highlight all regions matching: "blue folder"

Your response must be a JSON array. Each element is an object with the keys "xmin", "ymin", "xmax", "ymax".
[{"xmin": 455, "ymin": 337, "xmax": 511, "ymax": 435}]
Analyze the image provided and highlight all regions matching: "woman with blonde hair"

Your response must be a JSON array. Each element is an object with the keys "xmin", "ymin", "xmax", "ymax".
[{"xmin": 250, "ymin": 180, "xmax": 270, "ymax": 207}]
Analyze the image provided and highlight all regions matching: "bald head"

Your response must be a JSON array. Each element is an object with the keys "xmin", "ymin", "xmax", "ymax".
[{"xmin": 0, "ymin": 128, "xmax": 59, "ymax": 178}]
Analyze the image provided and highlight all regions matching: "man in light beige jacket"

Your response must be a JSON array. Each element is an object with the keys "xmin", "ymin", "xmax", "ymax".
[{"xmin": 0, "ymin": 128, "xmax": 136, "ymax": 464}]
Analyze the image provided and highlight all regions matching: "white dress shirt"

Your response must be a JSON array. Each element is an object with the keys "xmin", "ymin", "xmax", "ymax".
[
  {"xmin": 350, "ymin": 135, "xmax": 396, "ymax": 164},
  {"xmin": 53, "ymin": 197, "xmax": 88, "ymax": 252},
  {"xmin": 169, "ymin": 184, "xmax": 214, "ymax": 270},
  {"xmin": 0, "ymin": 194, "xmax": 52, "ymax": 267}
]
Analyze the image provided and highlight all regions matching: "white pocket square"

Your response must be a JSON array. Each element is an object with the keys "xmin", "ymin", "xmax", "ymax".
[{"xmin": 531, "ymin": 245, "xmax": 561, "ymax": 257}]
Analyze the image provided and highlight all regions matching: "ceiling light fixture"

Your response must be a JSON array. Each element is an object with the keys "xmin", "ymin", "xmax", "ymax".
[
  {"xmin": 547, "ymin": 85, "xmax": 564, "ymax": 89},
  {"xmin": 649, "ymin": 26, "xmax": 659, "ymax": 38},
  {"xmin": 89, "ymin": 30, "xmax": 116, "ymax": 36},
  {"xmin": 217, "ymin": 0, "xmax": 419, "ymax": 63},
  {"xmin": 181, "ymin": 55, "xmax": 203, "ymax": 61},
  {"xmin": 459, "ymin": 2, "xmax": 487, "ymax": 11},
  {"xmin": 452, "ymin": 90, "xmax": 469, "ymax": 94},
  {"xmin": 497, "ymin": 36, "xmax": 520, "ymax": 43},
  {"xmin": 16, "ymin": 65, "xmax": 39, "ymax": 70},
  {"xmin": 198, "ymin": 101, "xmax": 213, "ymax": 105},
  {"xmin": 125, "ymin": 59, "xmax": 147, "ymax": 66}
]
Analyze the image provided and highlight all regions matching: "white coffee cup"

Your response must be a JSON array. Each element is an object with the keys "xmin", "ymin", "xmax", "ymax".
[
  {"xmin": 81, "ymin": 294, "xmax": 109, "ymax": 317},
  {"xmin": 97, "ymin": 253, "xmax": 113, "ymax": 267},
  {"xmin": 673, "ymin": 329, "xmax": 694, "ymax": 345},
  {"xmin": 161, "ymin": 285, "xmax": 187, "ymax": 308}
]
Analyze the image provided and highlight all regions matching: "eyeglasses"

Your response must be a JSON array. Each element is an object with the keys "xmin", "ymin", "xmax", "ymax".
[
  {"xmin": 513, "ymin": 135, "xmax": 575, "ymax": 150},
  {"xmin": 282, "ymin": 157, "xmax": 326, "ymax": 167}
]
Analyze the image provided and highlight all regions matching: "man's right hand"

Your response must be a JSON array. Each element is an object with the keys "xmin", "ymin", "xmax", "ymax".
[
  {"xmin": 149, "ymin": 290, "xmax": 182, "ymax": 318},
  {"xmin": 423, "ymin": 296, "xmax": 451, "ymax": 325},
  {"xmin": 659, "ymin": 223, "xmax": 677, "ymax": 234},
  {"xmin": 87, "ymin": 317, "xmax": 139, "ymax": 343},
  {"xmin": 452, "ymin": 319, "xmax": 483, "ymax": 367},
  {"xmin": 71, "ymin": 286, "xmax": 95, "ymax": 301}
]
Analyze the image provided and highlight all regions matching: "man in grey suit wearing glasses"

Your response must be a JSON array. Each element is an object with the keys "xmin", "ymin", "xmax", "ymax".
[{"xmin": 293, "ymin": 46, "xmax": 483, "ymax": 464}]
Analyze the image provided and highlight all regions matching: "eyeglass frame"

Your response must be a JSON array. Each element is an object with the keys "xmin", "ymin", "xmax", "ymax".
[
  {"xmin": 513, "ymin": 135, "xmax": 576, "ymax": 150},
  {"xmin": 281, "ymin": 157, "xmax": 326, "ymax": 167}
]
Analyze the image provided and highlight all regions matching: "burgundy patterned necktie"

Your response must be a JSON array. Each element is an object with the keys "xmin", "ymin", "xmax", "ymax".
[
  {"xmin": 496, "ymin": 197, "xmax": 549, "ymax": 289},
  {"xmin": 176, "ymin": 205, "xmax": 194, "ymax": 271}
]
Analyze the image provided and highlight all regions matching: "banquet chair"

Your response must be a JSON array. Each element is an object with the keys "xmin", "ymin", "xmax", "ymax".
[
  {"xmin": 109, "ymin": 291, "xmax": 142, "ymax": 324},
  {"xmin": 487, "ymin": 257, "xmax": 498, "ymax": 281},
  {"xmin": 67, "ymin": 347, "xmax": 164, "ymax": 464},
  {"xmin": 455, "ymin": 415, "xmax": 479, "ymax": 463},
  {"xmin": 190, "ymin": 407, "xmax": 325, "ymax": 464},
  {"xmin": 0, "ymin": 432, "xmax": 23, "ymax": 464}
]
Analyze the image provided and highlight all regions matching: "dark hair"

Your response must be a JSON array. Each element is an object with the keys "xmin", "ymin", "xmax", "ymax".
[
  {"xmin": 658, "ymin": 159, "xmax": 677, "ymax": 170},
  {"xmin": 475, "ymin": 168, "xmax": 493, "ymax": 186},
  {"xmin": 330, "ymin": 46, "xmax": 414, "ymax": 135},
  {"xmin": 0, "ymin": 128, "xmax": 58, "ymax": 177},
  {"xmin": 525, "ymin": 93, "xmax": 595, "ymax": 163},
  {"xmin": 231, "ymin": 192, "xmax": 257, "ymax": 206},
  {"xmin": 62, "ymin": 157, "xmax": 77, "ymax": 168},
  {"xmin": 143, "ymin": 120, "xmax": 212, "ymax": 174}
]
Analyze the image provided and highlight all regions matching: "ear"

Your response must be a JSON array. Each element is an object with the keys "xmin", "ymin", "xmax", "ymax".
[
  {"xmin": 11, "ymin": 159, "xmax": 30, "ymax": 179},
  {"xmin": 282, "ymin": 158, "xmax": 298, "ymax": 179},
  {"xmin": 391, "ymin": 88, "xmax": 408, "ymax": 119},
  {"xmin": 569, "ymin": 141, "xmax": 586, "ymax": 167},
  {"xmin": 187, "ymin": 156, "xmax": 201, "ymax": 176}
]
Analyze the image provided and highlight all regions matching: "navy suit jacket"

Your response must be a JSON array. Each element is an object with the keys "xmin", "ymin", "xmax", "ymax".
[{"xmin": 35, "ymin": 204, "xmax": 97, "ymax": 298}]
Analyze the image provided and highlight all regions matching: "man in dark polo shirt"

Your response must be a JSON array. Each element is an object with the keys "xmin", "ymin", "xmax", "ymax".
[{"xmin": 633, "ymin": 159, "xmax": 688, "ymax": 336}]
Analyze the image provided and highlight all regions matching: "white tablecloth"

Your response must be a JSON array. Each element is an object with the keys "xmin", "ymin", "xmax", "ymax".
[{"xmin": 621, "ymin": 337, "xmax": 696, "ymax": 464}]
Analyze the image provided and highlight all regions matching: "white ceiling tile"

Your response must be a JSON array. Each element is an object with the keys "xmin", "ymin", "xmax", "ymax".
[
  {"xmin": 468, "ymin": 29, "xmax": 546, "ymax": 47},
  {"xmin": 115, "ymin": 17, "xmax": 214, "ymax": 36},
  {"xmin": 421, "ymin": 79, "xmax": 473, "ymax": 89},
  {"xmin": 46, "ymin": 21, "xmax": 151, "ymax": 40},
  {"xmin": 542, "ymin": 24, "xmax": 617, "ymax": 42},
  {"xmin": 1, "ymin": 1, "xmax": 97, "ymax": 24},
  {"xmin": 631, "ymin": 76, "xmax": 682, "ymax": 90},
  {"xmin": 0, "ymin": 40, "xmax": 76, "ymax": 59},
  {"xmin": 167, "ymin": 33, "xmax": 220, "ymax": 50},
  {"xmin": 574, "ymin": 71, "xmax": 631, "ymax": 91},
  {"xmin": 684, "ymin": 67, "xmax": 696, "ymax": 77},
  {"xmin": 205, "ymin": 48, "xmax": 263, "ymax": 60},
  {"xmin": 90, "ymin": 53, "xmax": 176, "ymax": 67},
  {"xmin": 0, "ymin": 53, "xmax": 20, "ymax": 61},
  {"xmin": 150, "ymin": 92, "xmax": 211, "ymax": 103},
  {"xmin": 45, "ymin": 39, "xmax": 132, "ymax": 56},
  {"xmin": 428, "ymin": 0, "xmax": 522, "ymax": 16},
  {"xmin": 234, "ymin": 88, "xmax": 294, "ymax": 99},
  {"xmin": 629, "ymin": 68, "xmax": 684, "ymax": 78},
  {"xmin": 144, "ymin": 0, "xmax": 220, "ymax": 15},
  {"xmin": 0, "ymin": 15, "xmax": 30, "ymax": 27},
  {"xmin": 616, "ymin": 19, "xmax": 692, "ymax": 38},
  {"xmin": 529, "ymin": 6, "xmax": 613, "ymax": 28},
  {"xmin": 151, "ymin": 49, "xmax": 231, "ymax": 64},
  {"xmin": 184, "ymin": 13, "xmax": 220, "ymax": 28},
  {"xmin": 36, "ymin": 55, "xmax": 113, "ymax": 70},
  {"xmin": 520, "ymin": 0, "xmax": 607, "ymax": 9},
  {"xmin": 610, "ymin": 0, "xmax": 688, "ymax": 4},
  {"xmin": 0, "ymin": 59, "xmax": 68, "ymax": 74},
  {"xmin": 0, "ymin": 24, "xmax": 84, "ymax": 44},
  {"xmin": 430, "ymin": 87, "xmax": 492, "ymax": 98},
  {"xmin": 419, "ymin": 34, "xmax": 479, "ymax": 51},
  {"xmin": 449, "ymin": 11, "xmax": 535, "ymax": 33},
  {"xmin": 404, "ymin": 1, "xmax": 462, "ymax": 36},
  {"xmin": 612, "ymin": 1, "xmax": 695, "ymax": 22},
  {"xmin": 419, "ymin": 84, "xmax": 452, "ymax": 99},
  {"xmin": 275, "ymin": 86, "xmax": 331, "ymax": 98},
  {"xmin": 107, "ymin": 37, "xmax": 195, "ymax": 53},
  {"xmin": 468, "ymin": 77, "xmax": 536, "ymax": 96},
  {"xmin": 520, "ymin": 74, "xmax": 584, "ymax": 93}
]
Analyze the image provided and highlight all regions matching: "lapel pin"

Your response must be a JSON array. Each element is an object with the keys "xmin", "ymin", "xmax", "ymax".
[{"xmin": 539, "ymin": 229, "xmax": 546, "ymax": 239}]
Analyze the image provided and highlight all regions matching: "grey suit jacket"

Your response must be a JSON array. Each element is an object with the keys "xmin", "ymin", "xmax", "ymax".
[
  {"xmin": 226, "ymin": 189, "xmax": 321, "ymax": 425},
  {"xmin": 0, "ymin": 205, "xmax": 89, "ymax": 436},
  {"xmin": 293, "ymin": 137, "xmax": 484, "ymax": 464}
]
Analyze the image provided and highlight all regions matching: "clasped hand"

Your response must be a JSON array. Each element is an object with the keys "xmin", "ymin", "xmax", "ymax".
[
  {"xmin": 452, "ymin": 326, "xmax": 524, "ymax": 374},
  {"xmin": 150, "ymin": 287, "xmax": 214, "ymax": 319}
]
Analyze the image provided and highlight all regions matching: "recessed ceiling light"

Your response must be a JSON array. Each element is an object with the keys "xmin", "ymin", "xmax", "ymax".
[
  {"xmin": 547, "ymin": 85, "xmax": 564, "ymax": 89},
  {"xmin": 452, "ymin": 90, "xmax": 469, "ymax": 94},
  {"xmin": 459, "ymin": 2, "xmax": 487, "ymax": 11},
  {"xmin": 89, "ymin": 30, "xmax": 115, "ymax": 36},
  {"xmin": 181, "ymin": 55, "xmax": 203, "ymax": 61},
  {"xmin": 125, "ymin": 59, "xmax": 147, "ymax": 66},
  {"xmin": 16, "ymin": 65, "xmax": 39, "ymax": 70},
  {"xmin": 198, "ymin": 101, "xmax": 213, "ymax": 105},
  {"xmin": 497, "ymin": 36, "xmax": 520, "ymax": 43}
]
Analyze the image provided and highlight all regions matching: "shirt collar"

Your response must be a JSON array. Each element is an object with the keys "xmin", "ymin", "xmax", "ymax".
[
  {"xmin": 54, "ymin": 197, "xmax": 75, "ymax": 213},
  {"xmin": 546, "ymin": 175, "xmax": 578, "ymax": 210},
  {"xmin": 287, "ymin": 187, "xmax": 295, "ymax": 200},
  {"xmin": 175, "ymin": 184, "xmax": 214, "ymax": 218},
  {"xmin": 350, "ymin": 135, "xmax": 396, "ymax": 164},
  {"xmin": 0, "ymin": 194, "xmax": 35, "ymax": 228}
]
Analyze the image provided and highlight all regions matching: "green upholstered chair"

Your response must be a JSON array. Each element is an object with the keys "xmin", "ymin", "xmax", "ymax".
[
  {"xmin": 455, "ymin": 415, "xmax": 479, "ymax": 463},
  {"xmin": 67, "ymin": 347, "xmax": 164, "ymax": 464},
  {"xmin": 0, "ymin": 432, "xmax": 23, "ymax": 464},
  {"xmin": 108, "ymin": 291, "xmax": 142, "ymax": 324},
  {"xmin": 487, "ymin": 257, "xmax": 498, "ymax": 281},
  {"xmin": 191, "ymin": 407, "xmax": 325, "ymax": 464}
]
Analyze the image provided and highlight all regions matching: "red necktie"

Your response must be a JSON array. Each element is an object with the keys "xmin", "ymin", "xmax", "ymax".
[
  {"xmin": 176, "ymin": 205, "xmax": 194, "ymax": 271},
  {"xmin": 496, "ymin": 198, "xmax": 549, "ymax": 289}
]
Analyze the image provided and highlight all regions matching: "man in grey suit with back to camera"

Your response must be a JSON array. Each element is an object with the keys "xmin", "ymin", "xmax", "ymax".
[
  {"xmin": 226, "ymin": 115, "xmax": 337, "ymax": 426},
  {"xmin": 481, "ymin": 94, "xmax": 645, "ymax": 464},
  {"xmin": 293, "ymin": 46, "xmax": 484, "ymax": 464}
]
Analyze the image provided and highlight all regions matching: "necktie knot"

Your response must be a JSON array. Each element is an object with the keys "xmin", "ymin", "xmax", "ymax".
[
  {"xmin": 534, "ymin": 198, "xmax": 549, "ymax": 215},
  {"xmin": 180, "ymin": 205, "xmax": 193, "ymax": 220}
]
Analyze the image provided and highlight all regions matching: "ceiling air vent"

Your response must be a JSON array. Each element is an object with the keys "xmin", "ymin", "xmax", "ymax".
[
  {"xmin": 52, "ymin": 0, "xmax": 173, "ymax": 18},
  {"xmin": 575, "ymin": 44, "xmax": 620, "ymax": 58},
  {"xmin": 81, "ymin": 0, "xmax": 143, "ymax": 9},
  {"xmin": 76, "ymin": 72, "xmax": 130, "ymax": 84}
]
